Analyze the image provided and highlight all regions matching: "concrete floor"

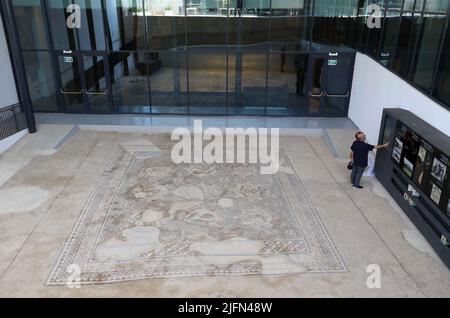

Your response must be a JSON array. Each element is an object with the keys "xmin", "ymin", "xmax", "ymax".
[{"xmin": 0, "ymin": 125, "xmax": 449, "ymax": 297}]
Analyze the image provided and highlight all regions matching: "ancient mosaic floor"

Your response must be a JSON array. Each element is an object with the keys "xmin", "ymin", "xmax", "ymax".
[
  {"xmin": 48, "ymin": 140, "xmax": 345, "ymax": 285},
  {"xmin": 1, "ymin": 128, "xmax": 450, "ymax": 297}
]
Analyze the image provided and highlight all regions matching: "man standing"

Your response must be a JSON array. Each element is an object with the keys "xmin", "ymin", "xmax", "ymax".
[{"xmin": 350, "ymin": 132, "xmax": 389, "ymax": 189}]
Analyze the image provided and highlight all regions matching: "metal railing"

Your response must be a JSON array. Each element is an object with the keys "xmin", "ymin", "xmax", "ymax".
[{"xmin": 0, "ymin": 103, "xmax": 27, "ymax": 141}]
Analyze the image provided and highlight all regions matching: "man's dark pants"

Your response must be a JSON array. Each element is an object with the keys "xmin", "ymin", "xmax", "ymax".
[{"xmin": 351, "ymin": 166, "xmax": 366, "ymax": 187}]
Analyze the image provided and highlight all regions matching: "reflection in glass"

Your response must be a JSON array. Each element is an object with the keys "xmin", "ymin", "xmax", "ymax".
[
  {"xmin": 270, "ymin": 1, "xmax": 310, "ymax": 52},
  {"xmin": 322, "ymin": 97, "xmax": 348, "ymax": 115},
  {"xmin": 403, "ymin": 0, "xmax": 416, "ymax": 11},
  {"xmin": 186, "ymin": 1, "xmax": 227, "ymax": 48},
  {"xmin": 12, "ymin": 0, "xmax": 49, "ymax": 49},
  {"xmin": 188, "ymin": 52, "xmax": 227, "ymax": 114},
  {"xmin": 308, "ymin": 57, "xmax": 324, "ymax": 114},
  {"xmin": 47, "ymin": 0, "xmax": 78, "ymax": 49},
  {"xmin": 424, "ymin": 0, "xmax": 450, "ymax": 13},
  {"xmin": 105, "ymin": 0, "xmax": 146, "ymax": 50},
  {"xmin": 325, "ymin": 57, "xmax": 351, "ymax": 95},
  {"xmin": 382, "ymin": 115, "xmax": 396, "ymax": 145},
  {"xmin": 366, "ymin": 4, "xmax": 385, "ymax": 58},
  {"xmin": 22, "ymin": 51, "xmax": 58, "ymax": 111},
  {"xmin": 267, "ymin": 53, "xmax": 308, "ymax": 116},
  {"xmin": 387, "ymin": 0, "xmax": 404, "ymax": 11},
  {"xmin": 47, "ymin": 0, "xmax": 106, "ymax": 50},
  {"xmin": 380, "ymin": 9, "xmax": 401, "ymax": 68},
  {"xmin": 16, "ymin": 0, "xmax": 450, "ymax": 115},
  {"xmin": 149, "ymin": 51, "xmax": 188, "ymax": 114},
  {"xmin": 83, "ymin": 55, "xmax": 110, "ymax": 112},
  {"xmin": 394, "ymin": 12, "xmax": 421, "ymax": 78},
  {"xmin": 314, "ymin": 0, "xmax": 358, "ymax": 16},
  {"xmin": 77, "ymin": 0, "xmax": 106, "ymax": 50},
  {"xmin": 322, "ymin": 56, "xmax": 352, "ymax": 115},
  {"xmin": 145, "ymin": 0, "xmax": 186, "ymax": 50},
  {"xmin": 237, "ymin": 54, "xmax": 267, "ymax": 115},
  {"xmin": 57, "ymin": 54, "xmax": 84, "ymax": 112},
  {"xmin": 110, "ymin": 52, "xmax": 150, "ymax": 113},
  {"xmin": 435, "ymin": 28, "xmax": 450, "ymax": 106},
  {"xmin": 313, "ymin": 0, "xmax": 358, "ymax": 50},
  {"xmin": 228, "ymin": 1, "xmax": 270, "ymax": 50},
  {"xmin": 412, "ymin": 15, "xmax": 446, "ymax": 92}
]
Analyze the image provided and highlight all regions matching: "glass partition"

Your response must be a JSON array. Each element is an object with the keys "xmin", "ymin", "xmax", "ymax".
[
  {"xmin": 435, "ymin": 25, "xmax": 450, "ymax": 106},
  {"xmin": 149, "ymin": 51, "xmax": 188, "ymax": 114},
  {"xmin": 412, "ymin": 14, "xmax": 447, "ymax": 92},
  {"xmin": 12, "ymin": 0, "xmax": 49, "ymax": 50},
  {"xmin": 8, "ymin": 0, "xmax": 450, "ymax": 115},
  {"xmin": 188, "ymin": 52, "xmax": 227, "ymax": 114},
  {"xmin": 186, "ymin": 1, "xmax": 227, "ymax": 48},
  {"xmin": 105, "ymin": 0, "xmax": 147, "ymax": 51},
  {"xmin": 145, "ymin": 0, "xmax": 186, "ymax": 50},
  {"xmin": 47, "ymin": 0, "xmax": 106, "ymax": 50},
  {"xmin": 109, "ymin": 52, "xmax": 151, "ymax": 113},
  {"xmin": 270, "ymin": 0, "xmax": 311, "ymax": 52},
  {"xmin": 22, "ymin": 51, "xmax": 58, "ymax": 111}
]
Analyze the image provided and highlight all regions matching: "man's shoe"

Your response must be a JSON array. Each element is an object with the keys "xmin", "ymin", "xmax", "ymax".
[{"xmin": 353, "ymin": 185, "xmax": 364, "ymax": 189}]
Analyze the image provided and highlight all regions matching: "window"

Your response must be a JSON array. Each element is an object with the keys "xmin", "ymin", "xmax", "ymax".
[
  {"xmin": 12, "ymin": 0, "xmax": 49, "ymax": 49},
  {"xmin": 435, "ymin": 27, "xmax": 450, "ymax": 106},
  {"xmin": 22, "ymin": 51, "xmax": 58, "ymax": 111},
  {"xmin": 47, "ymin": 0, "xmax": 106, "ymax": 50},
  {"xmin": 145, "ymin": 0, "xmax": 186, "ymax": 50},
  {"xmin": 105, "ymin": 0, "xmax": 146, "ymax": 51},
  {"xmin": 412, "ymin": 14, "xmax": 447, "ymax": 92}
]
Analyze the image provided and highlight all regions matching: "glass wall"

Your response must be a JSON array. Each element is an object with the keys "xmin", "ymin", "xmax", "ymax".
[
  {"xmin": 12, "ymin": 0, "xmax": 49, "ymax": 49},
  {"xmin": 411, "ymin": 13, "xmax": 446, "ymax": 92},
  {"xmin": 10, "ymin": 0, "xmax": 450, "ymax": 115},
  {"xmin": 149, "ymin": 51, "xmax": 188, "ymax": 114},
  {"xmin": 435, "ymin": 21, "xmax": 450, "ymax": 106},
  {"xmin": 109, "ymin": 52, "xmax": 150, "ymax": 113},
  {"xmin": 353, "ymin": 0, "xmax": 450, "ymax": 109},
  {"xmin": 22, "ymin": 51, "xmax": 59, "ymax": 111},
  {"xmin": 46, "ymin": 0, "xmax": 106, "ymax": 50},
  {"xmin": 106, "ymin": 0, "xmax": 146, "ymax": 51}
]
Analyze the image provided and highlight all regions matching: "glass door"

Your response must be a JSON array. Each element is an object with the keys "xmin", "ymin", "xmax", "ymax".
[
  {"xmin": 57, "ymin": 53, "xmax": 84, "ymax": 112},
  {"xmin": 307, "ymin": 52, "xmax": 355, "ymax": 116},
  {"xmin": 82, "ymin": 53, "xmax": 111, "ymax": 112},
  {"xmin": 228, "ymin": 0, "xmax": 270, "ymax": 115},
  {"xmin": 185, "ymin": 1, "xmax": 228, "ymax": 115},
  {"xmin": 57, "ymin": 51, "xmax": 112, "ymax": 113}
]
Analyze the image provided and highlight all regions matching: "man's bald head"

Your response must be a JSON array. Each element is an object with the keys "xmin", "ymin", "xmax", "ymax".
[{"xmin": 355, "ymin": 132, "xmax": 366, "ymax": 141}]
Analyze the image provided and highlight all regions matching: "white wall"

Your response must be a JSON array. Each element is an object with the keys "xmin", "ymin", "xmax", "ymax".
[
  {"xmin": 0, "ymin": 15, "xmax": 18, "ymax": 109},
  {"xmin": 348, "ymin": 52, "xmax": 450, "ymax": 145},
  {"xmin": 0, "ymin": 14, "xmax": 27, "ymax": 153}
]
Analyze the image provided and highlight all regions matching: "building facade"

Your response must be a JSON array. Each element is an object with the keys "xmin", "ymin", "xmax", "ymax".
[{"xmin": 0, "ymin": 0, "xmax": 449, "ymax": 127}]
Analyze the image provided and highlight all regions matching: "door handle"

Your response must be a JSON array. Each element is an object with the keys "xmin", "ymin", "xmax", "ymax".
[
  {"xmin": 60, "ymin": 89, "xmax": 82, "ymax": 95},
  {"xmin": 85, "ymin": 90, "xmax": 108, "ymax": 95},
  {"xmin": 325, "ymin": 92, "xmax": 349, "ymax": 98},
  {"xmin": 309, "ymin": 91, "xmax": 324, "ymax": 97}
]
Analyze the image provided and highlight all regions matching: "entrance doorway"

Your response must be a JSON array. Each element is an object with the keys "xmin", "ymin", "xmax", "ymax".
[
  {"xmin": 54, "ymin": 50, "xmax": 354, "ymax": 116},
  {"xmin": 307, "ymin": 52, "xmax": 355, "ymax": 116},
  {"xmin": 57, "ymin": 51, "xmax": 112, "ymax": 113}
]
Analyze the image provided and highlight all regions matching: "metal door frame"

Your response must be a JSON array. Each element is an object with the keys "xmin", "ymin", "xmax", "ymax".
[
  {"xmin": 54, "ymin": 50, "xmax": 113, "ymax": 113},
  {"xmin": 306, "ymin": 52, "xmax": 355, "ymax": 117}
]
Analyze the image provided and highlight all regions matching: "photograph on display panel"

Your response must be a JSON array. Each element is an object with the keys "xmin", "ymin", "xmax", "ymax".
[
  {"xmin": 391, "ymin": 121, "xmax": 450, "ymax": 220},
  {"xmin": 431, "ymin": 183, "xmax": 442, "ymax": 205},
  {"xmin": 413, "ymin": 140, "xmax": 434, "ymax": 197},
  {"xmin": 392, "ymin": 137, "xmax": 403, "ymax": 164},
  {"xmin": 431, "ymin": 156, "xmax": 448, "ymax": 185}
]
